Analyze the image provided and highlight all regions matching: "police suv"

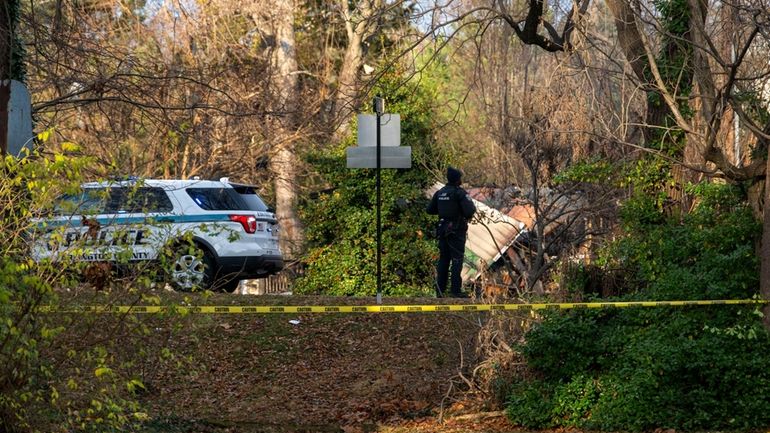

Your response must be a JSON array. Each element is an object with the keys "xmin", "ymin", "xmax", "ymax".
[{"xmin": 32, "ymin": 178, "xmax": 284, "ymax": 292}]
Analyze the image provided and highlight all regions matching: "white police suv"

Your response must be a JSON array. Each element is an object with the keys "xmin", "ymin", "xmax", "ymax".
[{"xmin": 31, "ymin": 178, "xmax": 284, "ymax": 292}]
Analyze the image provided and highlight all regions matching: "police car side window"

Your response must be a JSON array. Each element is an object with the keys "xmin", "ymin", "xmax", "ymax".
[
  {"xmin": 104, "ymin": 187, "xmax": 174, "ymax": 213},
  {"xmin": 54, "ymin": 189, "xmax": 106, "ymax": 215},
  {"xmin": 186, "ymin": 188, "xmax": 248, "ymax": 211},
  {"xmin": 139, "ymin": 188, "xmax": 174, "ymax": 212}
]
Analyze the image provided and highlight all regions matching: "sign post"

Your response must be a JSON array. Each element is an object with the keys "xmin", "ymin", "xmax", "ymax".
[
  {"xmin": 374, "ymin": 97, "xmax": 383, "ymax": 304},
  {"xmin": 346, "ymin": 97, "xmax": 411, "ymax": 303}
]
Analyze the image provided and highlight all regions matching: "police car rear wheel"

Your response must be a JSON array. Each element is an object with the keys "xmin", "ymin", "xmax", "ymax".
[{"xmin": 166, "ymin": 245, "xmax": 214, "ymax": 291}]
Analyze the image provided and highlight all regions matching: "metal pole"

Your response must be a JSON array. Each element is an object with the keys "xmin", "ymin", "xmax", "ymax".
[{"xmin": 374, "ymin": 97, "xmax": 383, "ymax": 304}]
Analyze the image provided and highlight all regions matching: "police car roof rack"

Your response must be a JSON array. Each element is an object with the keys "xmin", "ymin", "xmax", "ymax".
[{"xmin": 110, "ymin": 175, "xmax": 139, "ymax": 182}]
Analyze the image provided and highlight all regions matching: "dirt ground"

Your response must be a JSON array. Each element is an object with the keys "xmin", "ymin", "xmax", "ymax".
[{"xmin": 60, "ymin": 292, "xmax": 523, "ymax": 432}]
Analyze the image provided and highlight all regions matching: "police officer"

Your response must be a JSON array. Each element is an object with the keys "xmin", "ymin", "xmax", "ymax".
[{"xmin": 427, "ymin": 167, "xmax": 476, "ymax": 297}]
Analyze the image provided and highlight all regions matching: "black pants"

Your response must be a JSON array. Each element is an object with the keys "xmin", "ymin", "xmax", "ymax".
[{"xmin": 436, "ymin": 233, "xmax": 466, "ymax": 297}]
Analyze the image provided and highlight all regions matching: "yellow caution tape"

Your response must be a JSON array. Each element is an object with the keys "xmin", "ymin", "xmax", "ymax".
[{"xmin": 38, "ymin": 299, "xmax": 767, "ymax": 314}]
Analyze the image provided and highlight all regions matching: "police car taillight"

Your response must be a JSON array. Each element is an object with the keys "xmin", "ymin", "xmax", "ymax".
[{"xmin": 229, "ymin": 215, "xmax": 257, "ymax": 233}]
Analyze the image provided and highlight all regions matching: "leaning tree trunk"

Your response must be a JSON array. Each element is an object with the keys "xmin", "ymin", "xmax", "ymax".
[
  {"xmin": 331, "ymin": 27, "xmax": 363, "ymax": 143},
  {"xmin": 331, "ymin": 0, "xmax": 381, "ymax": 144},
  {"xmin": 265, "ymin": 0, "xmax": 304, "ymax": 260}
]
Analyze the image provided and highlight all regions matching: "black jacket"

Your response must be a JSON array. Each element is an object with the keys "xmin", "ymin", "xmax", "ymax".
[{"xmin": 427, "ymin": 184, "xmax": 476, "ymax": 231}]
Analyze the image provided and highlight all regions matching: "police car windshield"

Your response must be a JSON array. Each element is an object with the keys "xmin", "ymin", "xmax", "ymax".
[{"xmin": 186, "ymin": 188, "xmax": 250, "ymax": 211}]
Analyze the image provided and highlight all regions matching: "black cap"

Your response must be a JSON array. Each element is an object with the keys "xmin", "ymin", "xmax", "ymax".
[{"xmin": 447, "ymin": 167, "xmax": 462, "ymax": 185}]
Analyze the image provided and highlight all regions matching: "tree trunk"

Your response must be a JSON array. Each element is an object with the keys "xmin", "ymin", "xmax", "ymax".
[
  {"xmin": 331, "ymin": 33, "xmax": 362, "ymax": 142},
  {"xmin": 0, "ymin": 1, "xmax": 11, "ymax": 157},
  {"xmin": 604, "ymin": 0, "xmax": 646, "ymax": 83},
  {"xmin": 265, "ymin": 0, "xmax": 304, "ymax": 259},
  {"xmin": 331, "ymin": 0, "xmax": 380, "ymax": 143},
  {"xmin": 0, "ymin": 1, "xmax": 10, "ymax": 80},
  {"xmin": 761, "ymin": 144, "xmax": 770, "ymax": 328}
]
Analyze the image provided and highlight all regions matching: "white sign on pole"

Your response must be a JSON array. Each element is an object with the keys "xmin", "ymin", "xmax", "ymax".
[
  {"xmin": 346, "ymin": 146, "xmax": 411, "ymax": 169},
  {"xmin": 347, "ymin": 113, "xmax": 411, "ymax": 169},
  {"xmin": 5, "ymin": 80, "xmax": 34, "ymax": 157},
  {"xmin": 357, "ymin": 114, "xmax": 400, "ymax": 147}
]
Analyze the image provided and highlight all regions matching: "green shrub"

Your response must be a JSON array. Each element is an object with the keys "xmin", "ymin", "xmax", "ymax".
[
  {"xmin": 507, "ymin": 183, "xmax": 770, "ymax": 431},
  {"xmin": 506, "ymin": 380, "xmax": 555, "ymax": 429},
  {"xmin": 0, "ymin": 149, "xmax": 86, "ymax": 432},
  {"xmin": 0, "ymin": 149, "xmax": 166, "ymax": 432}
]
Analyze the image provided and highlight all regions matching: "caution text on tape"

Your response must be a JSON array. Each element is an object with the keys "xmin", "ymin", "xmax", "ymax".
[{"xmin": 39, "ymin": 299, "xmax": 767, "ymax": 314}]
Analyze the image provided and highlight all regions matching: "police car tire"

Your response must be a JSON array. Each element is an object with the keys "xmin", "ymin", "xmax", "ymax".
[{"xmin": 164, "ymin": 242, "xmax": 215, "ymax": 292}]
